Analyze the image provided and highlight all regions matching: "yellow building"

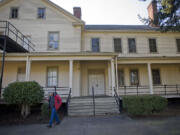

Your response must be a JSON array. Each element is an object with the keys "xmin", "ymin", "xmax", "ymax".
[{"xmin": 0, "ymin": 0, "xmax": 180, "ymax": 100}]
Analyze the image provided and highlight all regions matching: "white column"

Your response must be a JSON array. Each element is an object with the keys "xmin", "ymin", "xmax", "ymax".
[
  {"xmin": 25, "ymin": 56, "xmax": 31, "ymax": 81},
  {"xmin": 69, "ymin": 60, "xmax": 73, "ymax": 90},
  {"xmin": 108, "ymin": 62, "xmax": 112, "ymax": 96},
  {"xmin": 111, "ymin": 59, "xmax": 115, "ymax": 96},
  {"xmin": 115, "ymin": 57, "xmax": 118, "ymax": 91},
  {"xmin": 147, "ymin": 63, "xmax": 153, "ymax": 94}
]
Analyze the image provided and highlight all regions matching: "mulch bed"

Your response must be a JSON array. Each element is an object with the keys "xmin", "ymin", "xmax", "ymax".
[{"xmin": 0, "ymin": 104, "xmax": 66, "ymax": 126}]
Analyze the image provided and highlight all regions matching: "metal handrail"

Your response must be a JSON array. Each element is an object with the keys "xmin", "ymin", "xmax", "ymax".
[
  {"xmin": 92, "ymin": 86, "xmax": 95, "ymax": 116},
  {"xmin": 0, "ymin": 20, "xmax": 35, "ymax": 51},
  {"xmin": 114, "ymin": 87, "xmax": 121, "ymax": 112},
  {"xmin": 118, "ymin": 84, "xmax": 180, "ymax": 96}
]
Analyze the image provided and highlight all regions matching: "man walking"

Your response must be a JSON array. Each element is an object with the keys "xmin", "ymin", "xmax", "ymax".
[{"xmin": 47, "ymin": 92, "xmax": 62, "ymax": 128}]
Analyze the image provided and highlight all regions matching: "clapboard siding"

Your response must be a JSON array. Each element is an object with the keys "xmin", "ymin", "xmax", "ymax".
[{"xmin": 0, "ymin": 0, "xmax": 81, "ymax": 52}]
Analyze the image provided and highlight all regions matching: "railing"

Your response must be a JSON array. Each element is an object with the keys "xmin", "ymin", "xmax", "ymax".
[
  {"xmin": 0, "ymin": 20, "xmax": 35, "ymax": 52},
  {"xmin": 42, "ymin": 86, "xmax": 70, "ymax": 98},
  {"xmin": 114, "ymin": 87, "xmax": 121, "ymax": 112},
  {"xmin": 92, "ymin": 86, "xmax": 95, "ymax": 116},
  {"xmin": 66, "ymin": 88, "xmax": 72, "ymax": 116},
  {"xmin": 117, "ymin": 84, "xmax": 180, "ymax": 96}
]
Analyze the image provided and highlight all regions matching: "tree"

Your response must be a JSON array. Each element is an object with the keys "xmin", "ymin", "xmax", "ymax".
[
  {"xmin": 3, "ymin": 81, "xmax": 44, "ymax": 118},
  {"xmin": 139, "ymin": 0, "xmax": 180, "ymax": 32}
]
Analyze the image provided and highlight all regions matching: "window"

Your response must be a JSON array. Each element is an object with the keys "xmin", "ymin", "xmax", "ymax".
[
  {"xmin": 130, "ymin": 70, "xmax": 139, "ymax": 85},
  {"xmin": 10, "ymin": 7, "xmax": 18, "ymax": 19},
  {"xmin": 17, "ymin": 67, "xmax": 25, "ymax": 82},
  {"xmin": 114, "ymin": 38, "xmax": 122, "ymax": 53},
  {"xmin": 128, "ymin": 38, "xmax": 136, "ymax": 53},
  {"xmin": 152, "ymin": 69, "xmax": 161, "ymax": 85},
  {"xmin": 47, "ymin": 67, "xmax": 58, "ymax": 87},
  {"xmin": 149, "ymin": 38, "xmax": 157, "ymax": 53},
  {"xmin": 48, "ymin": 32, "xmax": 59, "ymax": 50},
  {"xmin": 118, "ymin": 70, "xmax": 124, "ymax": 86},
  {"xmin": 38, "ymin": 8, "xmax": 46, "ymax": 19},
  {"xmin": 176, "ymin": 39, "xmax": 180, "ymax": 52},
  {"xmin": 92, "ymin": 38, "xmax": 100, "ymax": 52}
]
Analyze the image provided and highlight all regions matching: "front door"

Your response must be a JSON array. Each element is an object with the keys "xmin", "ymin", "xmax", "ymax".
[{"xmin": 89, "ymin": 70, "xmax": 105, "ymax": 96}]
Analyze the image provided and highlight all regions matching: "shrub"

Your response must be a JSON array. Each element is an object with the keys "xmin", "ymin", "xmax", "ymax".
[
  {"xmin": 41, "ymin": 103, "xmax": 50, "ymax": 118},
  {"xmin": 3, "ymin": 81, "xmax": 44, "ymax": 118},
  {"xmin": 123, "ymin": 95, "xmax": 168, "ymax": 116}
]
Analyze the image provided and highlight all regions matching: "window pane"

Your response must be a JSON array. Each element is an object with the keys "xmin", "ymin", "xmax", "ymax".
[
  {"xmin": 149, "ymin": 39, "xmax": 157, "ymax": 53},
  {"xmin": 118, "ymin": 70, "xmax": 124, "ymax": 86},
  {"xmin": 130, "ymin": 70, "xmax": 139, "ymax": 85},
  {"xmin": 17, "ymin": 67, "xmax": 25, "ymax": 82},
  {"xmin": 114, "ymin": 38, "xmax": 122, "ymax": 53},
  {"xmin": 128, "ymin": 38, "xmax": 136, "ymax": 53},
  {"xmin": 176, "ymin": 39, "xmax": 180, "ymax": 52},
  {"xmin": 152, "ymin": 69, "xmax": 161, "ymax": 85},
  {"xmin": 48, "ymin": 32, "xmax": 59, "ymax": 50},
  {"xmin": 92, "ymin": 38, "xmax": 100, "ymax": 52}
]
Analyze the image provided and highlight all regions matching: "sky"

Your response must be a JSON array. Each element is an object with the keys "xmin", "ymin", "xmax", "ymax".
[{"xmin": 50, "ymin": 0, "xmax": 152, "ymax": 25}]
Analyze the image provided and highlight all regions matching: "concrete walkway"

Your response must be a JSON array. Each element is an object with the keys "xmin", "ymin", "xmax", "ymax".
[{"xmin": 1, "ymin": 115, "xmax": 180, "ymax": 135}]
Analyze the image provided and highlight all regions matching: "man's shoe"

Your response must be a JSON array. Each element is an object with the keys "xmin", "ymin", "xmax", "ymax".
[
  {"xmin": 55, "ymin": 122, "xmax": 60, "ymax": 125},
  {"xmin": 47, "ymin": 125, "xmax": 52, "ymax": 128}
]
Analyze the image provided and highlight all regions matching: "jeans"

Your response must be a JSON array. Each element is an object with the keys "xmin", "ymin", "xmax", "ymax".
[{"xmin": 49, "ymin": 107, "xmax": 60, "ymax": 126}]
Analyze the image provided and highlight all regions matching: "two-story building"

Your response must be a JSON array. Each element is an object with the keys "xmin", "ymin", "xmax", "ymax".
[{"xmin": 0, "ymin": 0, "xmax": 180, "ymax": 99}]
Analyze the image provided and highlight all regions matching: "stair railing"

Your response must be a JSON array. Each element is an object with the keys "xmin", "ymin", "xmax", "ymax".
[
  {"xmin": 66, "ymin": 88, "xmax": 72, "ymax": 116},
  {"xmin": 114, "ymin": 87, "xmax": 121, "ymax": 113},
  {"xmin": 92, "ymin": 86, "xmax": 95, "ymax": 116}
]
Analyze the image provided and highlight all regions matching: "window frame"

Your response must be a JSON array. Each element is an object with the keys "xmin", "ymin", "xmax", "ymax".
[
  {"xmin": 149, "ymin": 38, "xmax": 158, "ymax": 53},
  {"xmin": 47, "ymin": 32, "xmax": 60, "ymax": 50},
  {"xmin": 46, "ymin": 66, "xmax": 58, "ymax": 87},
  {"xmin": 114, "ymin": 38, "xmax": 122, "ymax": 53},
  {"xmin": 130, "ymin": 69, "xmax": 139, "ymax": 86},
  {"xmin": 128, "ymin": 38, "xmax": 137, "ymax": 53},
  {"xmin": 176, "ymin": 39, "xmax": 180, "ymax": 53},
  {"xmin": 118, "ymin": 69, "xmax": 125, "ymax": 86},
  {"xmin": 10, "ymin": 7, "xmax": 19, "ymax": 19},
  {"xmin": 37, "ymin": 8, "xmax": 46, "ymax": 19},
  {"xmin": 91, "ymin": 37, "xmax": 100, "ymax": 52},
  {"xmin": 152, "ymin": 69, "xmax": 161, "ymax": 85}
]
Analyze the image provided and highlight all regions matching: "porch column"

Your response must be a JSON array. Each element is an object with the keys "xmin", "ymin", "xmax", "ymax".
[
  {"xmin": 111, "ymin": 59, "xmax": 115, "ymax": 96},
  {"xmin": 25, "ymin": 56, "xmax": 31, "ymax": 81},
  {"xmin": 69, "ymin": 60, "xmax": 73, "ymax": 90},
  {"xmin": 147, "ymin": 63, "xmax": 153, "ymax": 94}
]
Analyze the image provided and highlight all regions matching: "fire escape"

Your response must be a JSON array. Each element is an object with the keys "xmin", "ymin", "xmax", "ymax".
[{"xmin": 0, "ymin": 21, "xmax": 35, "ymax": 97}]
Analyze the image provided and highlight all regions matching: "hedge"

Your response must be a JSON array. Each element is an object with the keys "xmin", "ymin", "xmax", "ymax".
[{"xmin": 123, "ymin": 95, "xmax": 168, "ymax": 116}]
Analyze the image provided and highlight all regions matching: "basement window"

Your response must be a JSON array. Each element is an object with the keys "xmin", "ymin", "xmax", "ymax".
[{"xmin": 10, "ymin": 7, "xmax": 19, "ymax": 19}]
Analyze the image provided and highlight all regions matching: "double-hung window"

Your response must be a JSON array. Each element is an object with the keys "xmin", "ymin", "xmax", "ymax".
[
  {"xmin": 176, "ymin": 39, "xmax": 180, "ymax": 53},
  {"xmin": 130, "ymin": 69, "xmax": 139, "ymax": 85},
  {"xmin": 38, "ymin": 8, "xmax": 46, "ymax": 19},
  {"xmin": 114, "ymin": 38, "xmax": 122, "ymax": 53},
  {"xmin": 48, "ymin": 32, "xmax": 59, "ymax": 50},
  {"xmin": 47, "ymin": 67, "xmax": 58, "ymax": 87},
  {"xmin": 118, "ymin": 70, "xmax": 124, "ymax": 86},
  {"xmin": 152, "ymin": 69, "xmax": 161, "ymax": 85},
  {"xmin": 10, "ymin": 7, "xmax": 18, "ymax": 19},
  {"xmin": 128, "ymin": 38, "xmax": 136, "ymax": 53},
  {"xmin": 92, "ymin": 38, "xmax": 100, "ymax": 52},
  {"xmin": 149, "ymin": 38, "xmax": 157, "ymax": 53}
]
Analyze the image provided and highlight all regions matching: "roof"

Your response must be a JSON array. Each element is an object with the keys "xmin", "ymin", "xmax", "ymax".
[{"xmin": 85, "ymin": 25, "xmax": 159, "ymax": 31}]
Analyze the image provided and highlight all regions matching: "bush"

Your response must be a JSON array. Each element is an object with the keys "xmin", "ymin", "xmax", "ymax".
[
  {"xmin": 3, "ymin": 81, "xmax": 44, "ymax": 118},
  {"xmin": 41, "ymin": 103, "xmax": 50, "ymax": 118},
  {"xmin": 123, "ymin": 95, "xmax": 168, "ymax": 116}
]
